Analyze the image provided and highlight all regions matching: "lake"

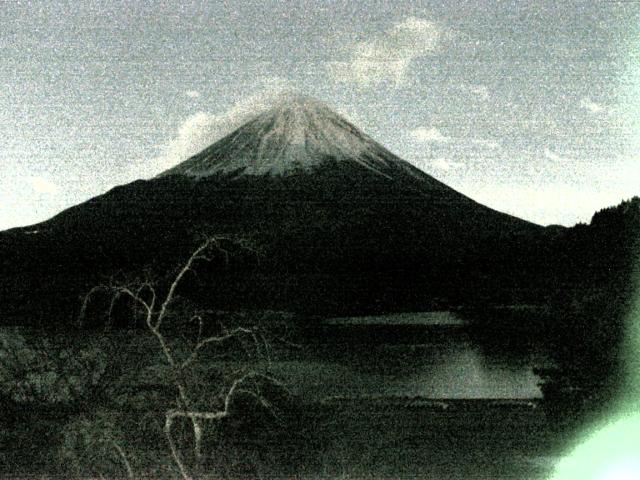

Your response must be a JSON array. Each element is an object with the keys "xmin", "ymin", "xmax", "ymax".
[
  {"xmin": 219, "ymin": 310, "xmax": 558, "ymax": 479},
  {"xmin": 269, "ymin": 310, "xmax": 549, "ymax": 401}
]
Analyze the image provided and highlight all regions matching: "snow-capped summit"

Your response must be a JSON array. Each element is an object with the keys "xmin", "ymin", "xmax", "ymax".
[{"xmin": 160, "ymin": 94, "xmax": 408, "ymax": 178}]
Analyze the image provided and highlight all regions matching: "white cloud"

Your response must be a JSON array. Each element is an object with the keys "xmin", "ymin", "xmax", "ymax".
[
  {"xmin": 410, "ymin": 126, "xmax": 449, "ymax": 143},
  {"xmin": 468, "ymin": 85, "xmax": 490, "ymax": 101},
  {"xmin": 154, "ymin": 112, "xmax": 218, "ymax": 172},
  {"xmin": 29, "ymin": 176, "xmax": 58, "ymax": 194},
  {"xmin": 543, "ymin": 148, "xmax": 565, "ymax": 162},
  {"xmin": 185, "ymin": 90, "xmax": 200, "ymax": 99},
  {"xmin": 329, "ymin": 17, "xmax": 442, "ymax": 87},
  {"xmin": 580, "ymin": 97, "xmax": 605, "ymax": 113},
  {"xmin": 471, "ymin": 138, "xmax": 500, "ymax": 149},
  {"xmin": 145, "ymin": 79, "xmax": 294, "ymax": 177},
  {"xmin": 432, "ymin": 158, "xmax": 464, "ymax": 171},
  {"xmin": 406, "ymin": 157, "xmax": 463, "ymax": 173}
]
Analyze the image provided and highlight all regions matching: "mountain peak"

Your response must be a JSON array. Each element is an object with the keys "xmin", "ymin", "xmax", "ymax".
[
  {"xmin": 159, "ymin": 94, "xmax": 407, "ymax": 178},
  {"xmin": 266, "ymin": 92, "xmax": 331, "ymax": 114}
]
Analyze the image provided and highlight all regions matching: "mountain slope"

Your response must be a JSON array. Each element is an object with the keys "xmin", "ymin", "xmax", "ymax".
[
  {"xmin": 0, "ymin": 96, "xmax": 551, "ymax": 326},
  {"xmin": 160, "ymin": 95, "xmax": 420, "ymax": 178}
]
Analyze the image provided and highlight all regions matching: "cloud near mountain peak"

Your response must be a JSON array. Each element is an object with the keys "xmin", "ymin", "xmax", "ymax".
[{"xmin": 329, "ymin": 16, "xmax": 443, "ymax": 88}]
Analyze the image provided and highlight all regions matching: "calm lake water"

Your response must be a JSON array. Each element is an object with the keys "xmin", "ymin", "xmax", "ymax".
[{"xmin": 271, "ymin": 311, "xmax": 547, "ymax": 401}]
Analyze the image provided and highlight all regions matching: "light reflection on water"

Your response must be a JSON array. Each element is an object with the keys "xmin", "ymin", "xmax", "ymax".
[{"xmin": 269, "ymin": 332, "xmax": 544, "ymax": 401}]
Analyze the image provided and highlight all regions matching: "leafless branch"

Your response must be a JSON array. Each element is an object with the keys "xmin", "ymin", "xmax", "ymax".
[
  {"xmin": 80, "ymin": 235, "xmax": 283, "ymax": 480},
  {"xmin": 155, "ymin": 237, "xmax": 222, "ymax": 331},
  {"xmin": 181, "ymin": 326, "xmax": 254, "ymax": 369},
  {"xmin": 111, "ymin": 440, "xmax": 135, "ymax": 480}
]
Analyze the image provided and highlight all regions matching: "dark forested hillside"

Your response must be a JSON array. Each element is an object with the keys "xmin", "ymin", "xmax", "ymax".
[
  {"xmin": 0, "ymin": 161, "xmax": 548, "ymax": 326},
  {"xmin": 539, "ymin": 197, "xmax": 640, "ymax": 422}
]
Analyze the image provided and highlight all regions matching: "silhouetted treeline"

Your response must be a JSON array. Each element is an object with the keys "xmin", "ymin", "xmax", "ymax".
[{"xmin": 539, "ymin": 197, "xmax": 640, "ymax": 424}]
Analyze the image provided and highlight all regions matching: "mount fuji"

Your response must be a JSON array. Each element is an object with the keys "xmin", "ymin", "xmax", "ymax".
[
  {"xmin": 0, "ymin": 95, "xmax": 553, "ymax": 325},
  {"xmin": 161, "ymin": 95, "xmax": 424, "ymax": 178}
]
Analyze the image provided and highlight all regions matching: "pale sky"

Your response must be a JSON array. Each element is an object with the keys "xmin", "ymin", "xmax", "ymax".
[{"xmin": 1, "ymin": 0, "xmax": 639, "ymax": 229}]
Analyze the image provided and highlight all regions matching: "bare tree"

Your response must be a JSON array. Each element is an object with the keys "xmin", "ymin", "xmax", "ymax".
[{"xmin": 81, "ymin": 236, "xmax": 286, "ymax": 480}]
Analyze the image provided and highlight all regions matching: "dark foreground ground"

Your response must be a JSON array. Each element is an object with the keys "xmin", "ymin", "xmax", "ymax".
[
  {"xmin": 3, "ymin": 399, "xmax": 568, "ymax": 480},
  {"xmin": 1, "ymin": 328, "xmax": 572, "ymax": 479},
  {"xmin": 214, "ymin": 399, "xmax": 564, "ymax": 480}
]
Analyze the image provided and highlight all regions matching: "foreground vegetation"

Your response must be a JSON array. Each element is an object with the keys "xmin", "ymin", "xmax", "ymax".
[
  {"xmin": 0, "ymin": 326, "xmax": 299, "ymax": 479},
  {"xmin": 1, "ymin": 237, "xmax": 295, "ymax": 479},
  {"xmin": 1, "ymin": 326, "xmax": 562, "ymax": 480}
]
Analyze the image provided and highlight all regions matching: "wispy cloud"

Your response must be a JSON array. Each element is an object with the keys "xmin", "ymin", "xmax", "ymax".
[
  {"xmin": 471, "ymin": 138, "xmax": 500, "ymax": 149},
  {"xmin": 154, "ymin": 112, "xmax": 219, "ymax": 172},
  {"xmin": 329, "ymin": 17, "xmax": 443, "ymax": 88},
  {"xmin": 410, "ymin": 126, "xmax": 449, "ymax": 143},
  {"xmin": 468, "ymin": 84, "xmax": 490, "ymax": 101},
  {"xmin": 145, "ymin": 78, "xmax": 293, "ymax": 177},
  {"xmin": 543, "ymin": 148, "xmax": 565, "ymax": 162},
  {"xmin": 29, "ymin": 176, "xmax": 59, "ymax": 194},
  {"xmin": 407, "ymin": 156, "xmax": 463, "ymax": 174},
  {"xmin": 580, "ymin": 97, "xmax": 605, "ymax": 114},
  {"xmin": 432, "ymin": 157, "xmax": 464, "ymax": 171}
]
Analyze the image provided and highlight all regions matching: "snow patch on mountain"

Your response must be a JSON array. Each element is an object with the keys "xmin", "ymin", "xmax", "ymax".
[{"xmin": 159, "ymin": 95, "xmax": 408, "ymax": 178}]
